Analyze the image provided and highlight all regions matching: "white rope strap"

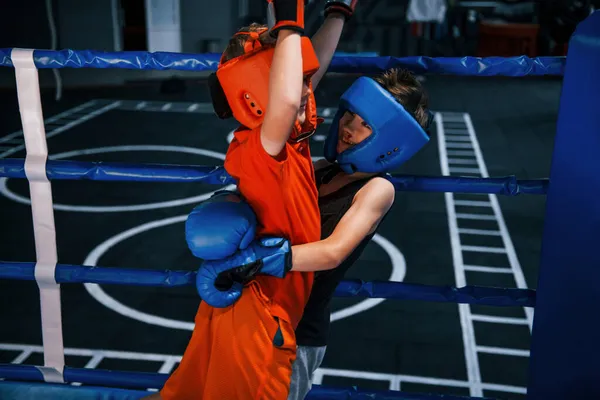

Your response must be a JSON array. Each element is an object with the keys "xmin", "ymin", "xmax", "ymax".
[{"xmin": 12, "ymin": 48, "xmax": 65, "ymax": 383}]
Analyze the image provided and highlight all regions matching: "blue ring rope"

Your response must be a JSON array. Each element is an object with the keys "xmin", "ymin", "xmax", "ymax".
[
  {"xmin": 0, "ymin": 48, "xmax": 565, "ymax": 76},
  {"xmin": 0, "ymin": 261, "xmax": 535, "ymax": 308},
  {"xmin": 0, "ymin": 364, "xmax": 495, "ymax": 399},
  {"xmin": 0, "ymin": 159, "xmax": 548, "ymax": 195}
]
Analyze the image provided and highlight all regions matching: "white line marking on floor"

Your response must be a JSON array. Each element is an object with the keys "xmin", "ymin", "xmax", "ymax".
[
  {"xmin": 454, "ymin": 200, "xmax": 492, "ymax": 207},
  {"xmin": 3, "ymin": 139, "xmax": 24, "ymax": 145},
  {"xmin": 456, "ymin": 213, "xmax": 497, "ymax": 221},
  {"xmin": 462, "ymin": 245, "xmax": 507, "ymax": 254},
  {"xmin": 447, "ymin": 150, "xmax": 476, "ymax": 157},
  {"xmin": 449, "ymin": 167, "xmax": 481, "ymax": 174},
  {"xmin": 445, "ymin": 142, "xmax": 474, "ymax": 149},
  {"xmin": 437, "ymin": 110, "xmax": 534, "ymax": 397},
  {"xmin": 463, "ymin": 113, "xmax": 534, "ymax": 331},
  {"xmin": 10, "ymin": 349, "xmax": 33, "ymax": 364},
  {"xmin": 0, "ymin": 344, "xmax": 183, "ymax": 362},
  {"xmin": 446, "ymin": 136, "xmax": 472, "ymax": 142},
  {"xmin": 158, "ymin": 356, "xmax": 179, "ymax": 374},
  {"xmin": 476, "ymin": 346, "xmax": 530, "ymax": 357},
  {"xmin": 435, "ymin": 112, "xmax": 482, "ymax": 397},
  {"xmin": 448, "ymin": 158, "xmax": 478, "ymax": 165},
  {"xmin": 458, "ymin": 228, "xmax": 501, "ymax": 236},
  {"xmin": 0, "ymin": 101, "xmax": 98, "ymax": 145},
  {"xmin": 470, "ymin": 315, "xmax": 530, "ymax": 325},
  {"xmin": 0, "ymin": 101, "xmax": 121, "ymax": 159},
  {"xmin": 317, "ymin": 367, "xmax": 526, "ymax": 394},
  {"xmin": 463, "ymin": 265, "xmax": 512, "ymax": 273}
]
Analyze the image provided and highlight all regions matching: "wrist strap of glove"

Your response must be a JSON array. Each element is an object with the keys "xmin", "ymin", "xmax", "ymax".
[
  {"xmin": 268, "ymin": 0, "xmax": 305, "ymax": 36},
  {"xmin": 324, "ymin": 0, "xmax": 354, "ymax": 20}
]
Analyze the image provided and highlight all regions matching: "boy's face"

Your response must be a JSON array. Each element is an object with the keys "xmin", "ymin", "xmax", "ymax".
[
  {"xmin": 336, "ymin": 111, "xmax": 373, "ymax": 154},
  {"xmin": 296, "ymin": 77, "xmax": 312, "ymax": 125}
]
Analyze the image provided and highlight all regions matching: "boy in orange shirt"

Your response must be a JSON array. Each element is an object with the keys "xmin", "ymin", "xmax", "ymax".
[{"xmin": 149, "ymin": 0, "xmax": 357, "ymax": 399}]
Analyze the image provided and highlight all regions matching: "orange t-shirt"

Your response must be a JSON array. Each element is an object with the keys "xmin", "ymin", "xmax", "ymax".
[{"xmin": 224, "ymin": 126, "xmax": 321, "ymax": 328}]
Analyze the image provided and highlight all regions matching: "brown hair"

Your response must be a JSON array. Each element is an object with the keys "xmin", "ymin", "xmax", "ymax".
[
  {"xmin": 220, "ymin": 23, "xmax": 275, "ymax": 64},
  {"xmin": 373, "ymin": 68, "xmax": 430, "ymax": 131}
]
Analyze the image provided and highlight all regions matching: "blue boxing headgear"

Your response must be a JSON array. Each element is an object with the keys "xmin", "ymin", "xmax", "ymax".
[{"xmin": 324, "ymin": 76, "xmax": 431, "ymax": 174}]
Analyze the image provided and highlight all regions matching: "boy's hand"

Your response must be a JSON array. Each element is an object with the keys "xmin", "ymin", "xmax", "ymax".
[
  {"xmin": 267, "ymin": 0, "xmax": 305, "ymax": 36},
  {"xmin": 196, "ymin": 237, "xmax": 292, "ymax": 308},
  {"xmin": 324, "ymin": 0, "xmax": 357, "ymax": 20}
]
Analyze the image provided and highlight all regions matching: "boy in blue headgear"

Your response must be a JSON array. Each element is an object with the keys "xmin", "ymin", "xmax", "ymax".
[
  {"xmin": 194, "ymin": 67, "xmax": 432, "ymax": 399},
  {"xmin": 287, "ymin": 67, "xmax": 433, "ymax": 400}
]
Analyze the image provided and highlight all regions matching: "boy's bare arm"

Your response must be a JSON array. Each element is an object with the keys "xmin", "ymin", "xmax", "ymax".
[
  {"xmin": 261, "ymin": 0, "xmax": 305, "ymax": 156},
  {"xmin": 310, "ymin": 0, "xmax": 358, "ymax": 90}
]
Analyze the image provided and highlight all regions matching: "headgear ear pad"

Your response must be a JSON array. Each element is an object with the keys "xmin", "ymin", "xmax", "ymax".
[
  {"xmin": 208, "ymin": 73, "xmax": 233, "ymax": 120},
  {"xmin": 324, "ymin": 76, "xmax": 430, "ymax": 174}
]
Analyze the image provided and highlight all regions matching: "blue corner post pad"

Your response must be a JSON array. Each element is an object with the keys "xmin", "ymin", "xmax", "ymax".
[{"xmin": 527, "ymin": 10, "xmax": 600, "ymax": 400}]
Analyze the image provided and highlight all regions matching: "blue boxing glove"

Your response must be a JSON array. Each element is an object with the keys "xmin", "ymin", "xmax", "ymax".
[
  {"xmin": 196, "ymin": 237, "xmax": 292, "ymax": 307},
  {"xmin": 185, "ymin": 190, "xmax": 257, "ymax": 260}
]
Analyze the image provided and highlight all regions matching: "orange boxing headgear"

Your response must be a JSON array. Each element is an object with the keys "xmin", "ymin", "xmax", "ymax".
[{"xmin": 209, "ymin": 28, "xmax": 321, "ymax": 142}]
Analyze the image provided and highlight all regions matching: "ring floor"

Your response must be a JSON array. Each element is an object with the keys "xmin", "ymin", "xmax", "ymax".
[{"xmin": 0, "ymin": 73, "xmax": 560, "ymax": 400}]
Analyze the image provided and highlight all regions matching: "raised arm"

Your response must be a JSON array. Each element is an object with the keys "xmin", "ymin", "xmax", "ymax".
[
  {"xmin": 290, "ymin": 177, "xmax": 395, "ymax": 272},
  {"xmin": 310, "ymin": 0, "xmax": 358, "ymax": 90},
  {"xmin": 260, "ymin": 0, "xmax": 306, "ymax": 156}
]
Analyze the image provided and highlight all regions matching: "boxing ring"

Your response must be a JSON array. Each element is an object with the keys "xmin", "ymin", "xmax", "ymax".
[{"xmin": 0, "ymin": 11, "xmax": 598, "ymax": 400}]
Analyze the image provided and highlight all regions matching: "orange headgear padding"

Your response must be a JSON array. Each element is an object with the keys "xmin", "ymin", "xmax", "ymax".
[
  {"xmin": 209, "ymin": 33, "xmax": 320, "ymax": 137},
  {"xmin": 291, "ymin": 79, "xmax": 322, "ymax": 142}
]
